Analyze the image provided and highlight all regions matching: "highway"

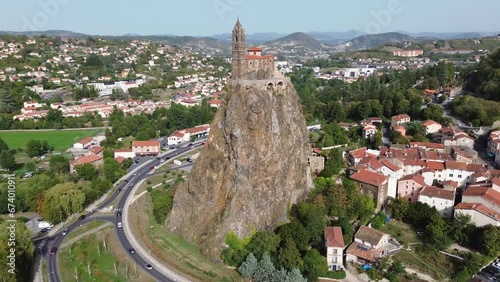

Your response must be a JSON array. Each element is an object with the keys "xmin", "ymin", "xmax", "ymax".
[{"xmin": 38, "ymin": 141, "xmax": 203, "ymax": 282}]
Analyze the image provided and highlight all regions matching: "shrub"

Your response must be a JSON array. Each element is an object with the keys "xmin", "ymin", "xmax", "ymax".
[
  {"xmin": 146, "ymin": 180, "xmax": 152, "ymax": 185},
  {"xmin": 327, "ymin": 270, "xmax": 346, "ymax": 279},
  {"xmin": 147, "ymin": 187, "xmax": 153, "ymax": 192}
]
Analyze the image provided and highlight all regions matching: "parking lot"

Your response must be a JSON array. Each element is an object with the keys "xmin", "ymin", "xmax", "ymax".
[{"xmin": 475, "ymin": 258, "xmax": 500, "ymax": 281}]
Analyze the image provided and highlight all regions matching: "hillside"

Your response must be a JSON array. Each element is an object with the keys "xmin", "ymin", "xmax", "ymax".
[
  {"xmin": 266, "ymin": 32, "xmax": 331, "ymax": 50},
  {"xmin": 347, "ymin": 32, "xmax": 417, "ymax": 50}
]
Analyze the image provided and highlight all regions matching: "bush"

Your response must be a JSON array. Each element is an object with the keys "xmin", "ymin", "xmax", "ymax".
[
  {"xmin": 163, "ymin": 174, "xmax": 168, "ymax": 178},
  {"xmin": 147, "ymin": 187, "xmax": 153, "ymax": 192},
  {"xmin": 146, "ymin": 180, "xmax": 152, "ymax": 185},
  {"xmin": 327, "ymin": 270, "xmax": 346, "ymax": 279}
]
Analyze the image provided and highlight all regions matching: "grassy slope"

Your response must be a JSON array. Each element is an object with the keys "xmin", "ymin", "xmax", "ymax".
[{"xmin": 0, "ymin": 129, "xmax": 101, "ymax": 151}]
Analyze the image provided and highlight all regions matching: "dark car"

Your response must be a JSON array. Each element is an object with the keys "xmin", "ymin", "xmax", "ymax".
[
  {"xmin": 78, "ymin": 214, "xmax": 86, "ymax": 220},
  {"xmin": 156, "ymin": 157, "xmax": 160, "ymax": 161},
  {"xmin": 129, "ymin": 248, "xmax": 136, "ymax": 254},
  {"xmin": 186, "ymin": 157, "xmax": 193, "ymax": 163},
  {"xmin": 170, "ymin": 146, "xmax": 175, "ymax": 150},
  {"xmin": 124, "ymin": 180, "xmax": 129, "ymax": 184},
  {"xmin": 134, "ymin": 159, "xmax": 139, "ymax": 164},
  {"xmin": 165, "ymin": 157, "xmax": 170, "ymax": 160},
  {"xmin": 117, "ymin": 211, "xmax": 122, "ymax": 217},
  {"xmin": 50, "ymin": 247, "xmax": 57, "ymax": 255},
  {"xmin": 117, "ymin": 188, "xmax": 122, "ymax": 193}
]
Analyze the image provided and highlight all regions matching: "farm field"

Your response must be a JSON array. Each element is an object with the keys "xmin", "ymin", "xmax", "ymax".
[{"xmin": 0, "ymin": 129, "xmax": 101, "ymax": 151}]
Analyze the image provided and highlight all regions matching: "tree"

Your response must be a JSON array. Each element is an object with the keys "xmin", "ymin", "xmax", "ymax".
[
  {"xmin": 0, "ymin": 150, "xmax": 15, "ymax": 170},
  {"xmin": 103, "ymin": 158, "xmax": 125, "ymax": 183},
  {"xmin": 150, "ymin": 190, "xmax": 173, "ymax": 224},
  {"xmin": 25, "ymin": 140, "xmax": 44, "ymax": 157},
  {"xmin": 75, "ymin": 163, "xmax": 97, "ymax": 181},
  {"xmin": 0, "ymin": 221, "xmax": 35, "ymax": 282},
  {"xmin": 49, "ymin": 155, "xmax": 69, "ymax": 174},
  {"xmin": 239, "ymin": 253, "xmax": 258, "ymax": 278},
  {"xmin": 0, "ymin": 137, "xmax": 8, "ymax": 152},
  {"xmin": 479, "ymin": 225, "xmax": 500, "ymax": 257},
  {"xmin": 41, "ymin": 183, "xmax": 85, "ymax": 223},
  {"xmin": 302, "ymin": 249, "xmax": 328, "ymax": 280},
  {"xmin": 321, "ymin": 149, "xmax": 344, "ymax": 177},
  {"xmin": 277, "ymin": 240, "xmax": 303, "ymax": 271},
  {"xmin": 389, "ymin": 198, "xmax": 409, "ymax": 220},
  {"xmin": 371, "ymin": 212, "xmax": 387, "ymax": 229},
  {"xmin": 246, "ymin": 231, "xmax": 280, "ymax": 259},
  {"xmin": 425, "ymin": 213, "xmax": 451, "ymax": 250},
  {"xmin": 253, "ymin": 253, "xmax": 275, "ymax": 282},
  {"xmin": 448, "ymin": 214, "xmax": 475, "ymax": 245},
  {"xmin": 276, "ymin": 220, "xmax": 311, "ymax": 251},
  {"xmin": 291, "ymin": 202, "xmax": 327, "ymax": 245},
  {"xmin": 0, "ymin": 90, "xmax": 18, "ymax": 114}
]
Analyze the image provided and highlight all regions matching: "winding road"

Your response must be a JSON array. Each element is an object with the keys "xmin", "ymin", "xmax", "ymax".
[{"xmin": 37, "ymin": 141, "xmax": 204, "ymax": 282}]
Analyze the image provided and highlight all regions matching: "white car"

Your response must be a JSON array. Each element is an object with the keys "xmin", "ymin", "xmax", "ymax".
[
  {"xmin": 145, "ymin": 264, "xmax": 153, "ymax": 270},
  {"xmin": 117, "ymin": 222, "xmax": 122, "ymax": 228}
]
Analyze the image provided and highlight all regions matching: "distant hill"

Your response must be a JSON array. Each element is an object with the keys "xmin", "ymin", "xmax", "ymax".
[
  {"xmin": 209, "ymin": 32, "xmax": 286, "ymax": 43},
  {"xmin": 347, "ymin": 32, "xmax": 418, "ymax": 50},
  {"xmin": 308, "ymin": 30, "xmax": 366, "ymax": 43},
  {"xmin": 266, "ymin": 32, "xmax": 331, "ymax": 50},
  {"xmin": 0, "ymin": 29, "xmax": 89, "ymax": 38}
]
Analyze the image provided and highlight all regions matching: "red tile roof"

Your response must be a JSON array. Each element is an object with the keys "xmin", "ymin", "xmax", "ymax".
[
  {"xmin": 76, "ymin": 137, "xmax": 94, "ymax": 145},
  {"xmin": 350, "ymin": 169, "xmax": 388, "ymax": 187},
  {"xmin": 324, "ymin": 227, "xmax": 344, "ymax": 248},
  {"xmin": 419, "ymin": 186, "xmax": 455, "ymax": 201},
  {"xmin": 392, "ymin": 114, "xmax": 410, "ymax": 121},
  {"xmin": 442, "ymin": 180, "xmax": 458, "ymax": 188},
  {"xmin": 445, "ymin": 161, "xmax": 468, "ymax": 171},
  {"xmin": 427, "ymin": 161, "xmax": 446, "ymax": 171},
  {"xmin": 422, "ymin": 120, "xmax": 441, "ymax": 127},
  {"xmin": 89, "ymin": 146, "xmax": 104, "ymax": 155},
  {"xmin": 455, "ymin": 203, "xmax": 500, "ymax": 221},
  {"xmin": 399, "ymin": 173, "xmax": 426, "ymax": 186},
  {"xmin": 345, "ymin": 242, "xmax": 383, "ymax": 263},
  {"xmin": 132, "ymin": 140, "xmax": 160, "ymax": 147},
  {"xmin": 115, "ymin": 156, "xmax": 125, "ymax": 164},
  {"xmin": 114, "ymin": 148, "xmax": 132, "ymax": 153},
  {"xmin": 349, "ymin": 148, "xmax": 367, "ymax": 159},
  {"xmin": 381, "ymin": 160, "xmax": 401, "ymax": 172},
  {"xmin": 71, "ymin": 154, "xmax": 102, "ymax": 165},
  {"xmin": 248, "ymin": 46, "xmax": 262, "ymax": 51},
  {"xmin": 463, "ymin": 187, "xmax": 500, "ymax": 206}
]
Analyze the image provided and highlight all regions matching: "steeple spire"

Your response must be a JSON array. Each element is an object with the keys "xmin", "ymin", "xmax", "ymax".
[{"xmin": 232, "ymin": 18, "xmax": 246, "ymax": 79}]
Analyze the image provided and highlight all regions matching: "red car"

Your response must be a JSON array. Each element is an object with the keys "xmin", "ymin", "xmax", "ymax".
[
  {"xmin": 150, "ymin": 166, "xmax": 155, "ymax": 170},
  {"xmin": 50, "ymin": 247, "xmax": 57, "ymax": 255}
]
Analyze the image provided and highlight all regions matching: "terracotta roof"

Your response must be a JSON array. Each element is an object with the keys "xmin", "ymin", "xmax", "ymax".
[
  {"xmin": 132, "ymin": 140, "xmax": 160, "ymax": 147},
  {"xmin": 427, "ymin": 161, "xmax": 445, "ymax": 171},
  {"xmin": 381, "ymin": 160, "xmax": 401, "ymax": 172},
  {"xmin": 248, "ymin": 46, "xmax": 262, "ymax": 51},
  {"xmin": 455, "ymin": 203, "xmax": 500, "ymax": 221},
  {"xmin": 345, "ymin": 242, "xmax": 383, "ymax": 263},
  {"xmin": 393, "ymin": 125, "xmax": 406, "ymax": 131},
  {"xmin": 422, "ymin": 120, "xmax": 441, "ymax": 127},
  {"xmin": 324, "ymin": 227, "xmax": 344, "ymax": 248},
  {"xmin": 392, "ymin": 114, "xmax": 410, "ymax": 121},
  {"xmin": 71, "ymin": 154, "xmax": 102, "ymax": 165},
  {"xmin": 466, "ymin": 164, "xmax": 487, "ymax": 173},
  {"xmin": 442, "ymin": 180, "xmax": 458, "ymax": 188},
  {"xmin": 463, "ymin": 187, "xmax": 500, "ymax": 206},
  {"xmin": 445, "ymin": 161, "xmax": 467, "ymax": 171},
  {"xmin": 114, "ymin": 148, "xmax": 132, "ymax": 153},
  {"xmin": 419, "ymin": 186, "xmax": 455, "ymax": 201},
  {"xmin": 115, "ymin": 156, "xmax": 126, "ymax": 164},
  {"xmin": 351, "ymin": 169, "xmax": 388, "ymax": 187},
  {"xmin": 409, "ymin": 142, "xmax": 445, "ymax": 150},
  {"xmin": 355, "ymin": 226, "xmax": 387, "ymax": 246},
  {"xmin": 76, "ymin": 137, "xmax": 94, "ymax": 145},
  {"xmin": 89, "ymin": 146, "xmax": 104, "ymax": 155},
  {"xmin": 312, "ymin": 148, "xmax": 322, "ymax": 155},
  {"xmin": 399, "ymin": 173, "xmax": 426, "ymax": 186},
  {"xmin": 349, "ymin": 148, "xmax": 367, "ymax": 159}
]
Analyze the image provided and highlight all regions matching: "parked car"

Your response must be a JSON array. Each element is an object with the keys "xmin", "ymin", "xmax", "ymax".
[
  {"xmin": 50, "ymin": 247, "xmax": 57, "ymax": 255},
  {"xmin": 78, "ymin": 214, "xmax": 86, "ymax": 221},
  {"xmin": 150, "ymin": 166, "xmax": 155, "ymax": 170},
  {"xmin": 186, "ymin": 157, "xmax": 193, "ymax": 163},
  {"xmin": 144, "ymin": 264, "xmax": 153, "ymax": 270},
  {"xmin": 129, "ymin": 248, "xmax": 136, "ymax": 254}
]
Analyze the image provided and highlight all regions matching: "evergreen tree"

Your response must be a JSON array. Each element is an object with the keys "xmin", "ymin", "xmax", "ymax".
[{"xmin": 238, "ymin": 253, "xmax": 258, "ymax": 278}]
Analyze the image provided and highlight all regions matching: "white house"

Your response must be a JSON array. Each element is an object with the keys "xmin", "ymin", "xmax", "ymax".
[
  {"xmin": 362, "ymin": 124, "xmax": 377, "ymax": 141},
  {"xmin": 391, "ymin": 114, "xmax": 411, "ymax": 129},
  {"xmin": 345, "ymin": 226, "xmax": 390, "ymax": 264},
  {"xmin": 422, "ymin": 120, "xmax": 442, "ymax": 135},
  {"xmin": 324, "ymin": 227, "xmax": 344, "ymax": 271},
  {"xmin": 114, "ymin": 148, "xmax": 135, "ymax": 159},
  {"xmin": 73, "ymin": 137, "xmax": 95, "ymax": 149},
  {"xmin": 454, "ymin": 203, "xmax": 500, "ymax": 227},
  {"xmin": 417, "ymin": 186, "xmax": 455, "ymax": 218}
]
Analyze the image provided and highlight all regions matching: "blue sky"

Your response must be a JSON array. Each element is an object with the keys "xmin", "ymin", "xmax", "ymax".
[{"xmin": 1, "ymin": 0, "xmax": 500, "ymax": 36}]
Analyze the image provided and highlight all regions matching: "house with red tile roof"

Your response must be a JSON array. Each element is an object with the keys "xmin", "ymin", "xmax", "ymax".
[
  {"xmin": 422, "ymin": 120, "xmax": 442, "ymax": 135},
  {"xmin": 398, "ymin": 173, "xmax": 426, "ymax": 202},
  {"xmin": 393, "ymin": 125, "xmax": 406, "ymax": 136},
  {"xmin": 462, "ymin": 187, "xmax": 500, "ymax": 214},
  {"xmin": 324, "ymin": 227, "xmax": 344, "ymax": 271},
  {"xmin": 73, "ymin": 137, "xmax": 95, "ymax": 149},
  {"xmin": 132, "ymin": 140, "xmax": 160, "ymax": 156},
  {"xmin": 345, "ymin": 226, "xmax": 392, "ymax": 264},
  {"xmin": 391, "ymin": 114, "xmax": 410, "ymax": 129},
  {"xmin": 454, "ymin": 202, "xmax": 500, "ymax": 227},
  {"xmin": 70, "ymin": 154, "xmax": 103, "ymax": 173},
  {"xmin": 418, "ymin": 186, "xmax": 455, "ymax": 218},
  {"xmin": 114, "ymin": 148, "xmax": 135, "ymax": 159},
  {"xmin": 88, "ymin": 146, "xmax": 104, "ymax": 157},
  {"xmin": 350, "ymin": 169, "xmax": 388, "ymax": 211}
]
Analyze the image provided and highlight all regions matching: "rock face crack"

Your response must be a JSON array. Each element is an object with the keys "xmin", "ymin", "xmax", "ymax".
[{"xmin": 166, "ymin": 79, "xmax": 312, "ymax": 261}]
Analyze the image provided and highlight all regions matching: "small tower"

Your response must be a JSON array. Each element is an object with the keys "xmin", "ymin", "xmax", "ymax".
[{"xmin": 231, "ymin": 18, "xmax": 246, "ymax": 79}]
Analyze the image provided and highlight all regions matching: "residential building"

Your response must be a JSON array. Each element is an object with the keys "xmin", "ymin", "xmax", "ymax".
[
  {"xmin": 114, "ymin": 148, "xmax": 135, "ymax": 159},
  {"xmin": 350, "ymin": 169, "xmax": 388, "ymax": 211},
  {"xmin": 308, "ymin": 156, "xmax": 325, "ymax": 175},
  {"xmin": 391, "ymin": 114, "xmax": 410, "ymax": 129},
  {"xmin": 88, "ymin": 146, "xmax": 104, "ymax": 157},
  {"xmin": 132, "ymin": 140, "xmax": 160, "ymax": 156},
  {"xmin": 362, "ymin": 124, "xmax": 377, "ymax": 141},
  {"xmin": 73, "ymin": 137, "xmax": 94, "ymax": 149},
  {"xmin": 345, "ymin": 226, "xmax": 392, "ymax": 264},
  {"xmin": 393, "ymin": 125, "xmax": 406, "ymax": 136},
  {"xmin": 422, "ymin": 120, "xmax": 442, "ymax": 135},
  {"xmin": 392, "ymin": 50, "xmax": 424, "ymax": 57},
  {"xmin": 70, "ymin": 154, "xmax": 103, "ymax": 173},
  {"xmin": 397, "ymin": 173, "xmax": 426, "ymax": 202},
  {"xmin": 454, "ymin": 203, "xmax": 500, "ymax": 227},
  {"xmin": 487, "ymin": 131, "xmax": 500, "ymax": 165},
  {"xmin": 324, "ymin": 227, "xmax": 344, "ymax": 271},
  {"xmin": 462, "ymin": 187, "xmax": 500, "ymax": 213},
  {"xmin": 417, "ymin": 186, "xmax": 455, "ymax": 218}
]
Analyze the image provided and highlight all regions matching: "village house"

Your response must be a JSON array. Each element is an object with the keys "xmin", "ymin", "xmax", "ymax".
[
  {"xmin": 461, "ymin": 186, "xmax": 500, "ymax": 214},
  {"xmin": 350, "ymin": 169, "xmax": 388, "ymax": 211},
  {"xmin": 73, "ymin": 137, "xmax": 95, "ymax": 149},
  {"xmin": 393, "ymin": 125, "xmax": 406, "ymax": 136},
  {"xmin": 487, "ymin": 131, "xmax": 500, "ymax": 165},
  {"xmin": 308, "ymin": 155, "xmax": 325, "ymax": 175},
  {"xmin": 362, "ymin": 124, "xmax": 378, "ymax": 141},
  {"xmin": 70, "ymin": 154, "xmax": 103, "ymax": 173},
  {"xmin": 439, "ymin": 128, "xmax": 475, "ymax": 148},
  {"xmin": 114, "ymin": 148, "xmax": 135, "ymax": 159},
  {"xmin": 88, "ymin": 146, "xmax": 105, "ymax": 157},
  {"xmin": 167, "ymin": 125, "xmax": 210, "ymax": 145},
  {"xmin": 422, "ymin": 120, "xmax": 442, "ymax": 135},
  {"xmin": 397, "ymin": 173, "xmax": 426, "ymax": 202},
  {"xmin": 132, "ymin": 140, "xmax": 160, "ymax": 156},
  {"xmin": 345, "ymin": 226, "xmax": 397, "ymax": 265},
  {"xmin": 324, "ymin": 227, "xmax": 344, "ymax": 271},
  {"xmin": 417, "ymin": 186, "xmax": 456, "ymax": 218},
  {"xmin": 454, "ymin": 202, "xmax": 500, "ymax": 227},
  {"xmin": 391, "ymin": 114, "xmax": 411, "ymax": 129}
]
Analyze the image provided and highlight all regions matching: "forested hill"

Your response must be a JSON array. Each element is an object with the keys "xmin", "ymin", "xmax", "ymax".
[{"xmin": 465, "ymin": 49, "xmax": 500, "ymax": 101}]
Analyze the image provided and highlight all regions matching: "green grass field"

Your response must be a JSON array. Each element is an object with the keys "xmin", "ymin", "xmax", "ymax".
[{"xmin": 0, "ymin": 129, "xmax": 101, "ymax": 151}]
